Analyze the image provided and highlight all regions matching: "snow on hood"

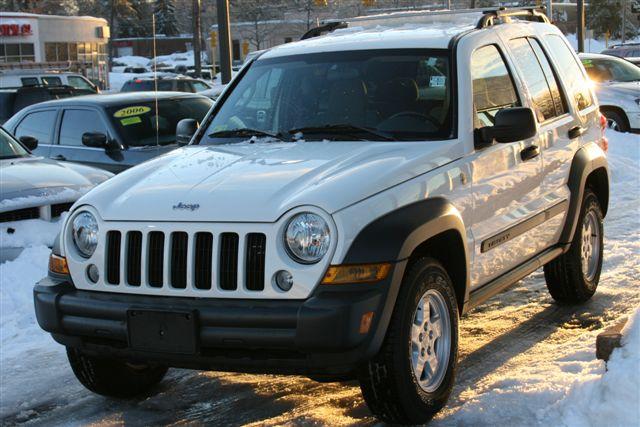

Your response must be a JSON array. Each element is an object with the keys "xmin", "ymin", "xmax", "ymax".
[
  {"xmin": 80, "ymin": 139, "xmax": 460, "ymax": 223},
  {"xmin": 0, "ymin": 157, "xmax": 112, "ymax": 211}
]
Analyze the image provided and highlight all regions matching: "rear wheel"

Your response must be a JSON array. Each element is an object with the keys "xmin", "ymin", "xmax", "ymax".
[
  {"xmin": 67, "ymin": 348, "xmax": 168, "ymax": 398},
  {"xmin": 544, "ymin": 189, "xmax": 604, "ymax": 303},
  {"xmin": 603, "ymin": 110, "xmax": 629, "ymax": 133},
  {"xmin": 358, "ymin": 258, "xmax": 458, "ymax": 425}
]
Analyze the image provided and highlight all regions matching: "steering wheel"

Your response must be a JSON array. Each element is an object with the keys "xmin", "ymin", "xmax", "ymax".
[{"xmin": 386, "ymin": 111, "xmax": 440, "ymax": 127}]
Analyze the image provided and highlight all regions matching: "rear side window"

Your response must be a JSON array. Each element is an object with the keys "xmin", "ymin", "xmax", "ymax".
[
  {"xmin": 15, "ymin": 110, "xmax": 57, "ymax": 144},
  {"xmin": 59, "ymin": 109, "xmax": 108, "ymax": 146},
  {"xmin": 20, "ymin": 77, "xmax": 39, "ymax": 86},
  {"xmin": 544, "ymin": 35, "xmax": 594, "ymax": 111},
  {"xmin": 508, "ymin": 37, "xmax": 566, "ymax": 122},
  {"xmin": 41, "ymin": 76, "xmax": 62, "ymax": 86},
  {"xmin": 470, "ymin": 45, "xmax": 519, "ymax": 128},
  {"xmin": 67, "ymin": 76, "xmax": 94, "ymax": 90}
]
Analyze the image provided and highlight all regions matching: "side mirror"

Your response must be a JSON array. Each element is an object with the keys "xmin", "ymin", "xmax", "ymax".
[
  {"xmin": 176, "ymin": 118, "xmax": 198, "ymax": 146},
  {"xmin": 477, "ymin": 107, "xmax": 537, "ymax": 145},
  {"xmin": 82, "ymin": 132, "xmax": 107, "ymax": 148},
  {"xmin": 19, "ymin": 135, "xmax": 38, "ymax": 151}
]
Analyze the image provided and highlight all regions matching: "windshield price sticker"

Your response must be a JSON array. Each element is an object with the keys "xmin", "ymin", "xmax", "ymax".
[
  {"xmin": 113, "ymin": 106, "xmax": 151, "ymax": 118},
  {"xmin": 120, "ymin": 116, "xmax": 142, "ymax": 126}
]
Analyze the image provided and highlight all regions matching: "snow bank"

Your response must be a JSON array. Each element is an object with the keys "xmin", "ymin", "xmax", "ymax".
[
  {"xmin": 0, "ymin": 218, "xmax": 63, "ymax": 249},
  {"xmin": 113, "ymin": 55, "xmax": 151, "ymax": 68},
  {"xmin": 545, "ymin": 309, "xmax": 640, "ymax": 426},
  {"xmin": 565, "ymin": 33, "xmax": 640, "ymax": 53}
]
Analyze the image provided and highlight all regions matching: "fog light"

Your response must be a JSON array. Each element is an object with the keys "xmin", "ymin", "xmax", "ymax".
[
  {"xmin": 87, "ymin": 264, "xmax": 99, "ymax": 283},
  {"xmin": 275, "ymin": 270, "xmax": 293, "ymax": 291}
]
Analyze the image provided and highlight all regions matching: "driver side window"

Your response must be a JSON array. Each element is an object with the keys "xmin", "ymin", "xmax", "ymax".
[{"xmin": 470, "ymin": 45, "xmax": 520, "ymax": 129}]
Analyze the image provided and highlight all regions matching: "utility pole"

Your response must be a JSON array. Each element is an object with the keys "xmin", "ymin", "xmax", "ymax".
[
  {"xmin": 622, "ymin": 0, "xmax": 627, "ymax": 44},
  {"xmin": 577, "ymin": 0, "xmax": 585, "ymax": 52},
  {"xmin": 217, "ymin": 0, "xmax": 233, "ymax": 84},
  {"xmin": 193, "ymin": 0, "xmax": 202, "ymax": 77}
]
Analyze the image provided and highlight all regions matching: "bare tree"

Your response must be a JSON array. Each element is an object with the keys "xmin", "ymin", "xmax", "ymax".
[{"xmin": 229, "ymin": 0, "xmax": 285, "ymax": 49}]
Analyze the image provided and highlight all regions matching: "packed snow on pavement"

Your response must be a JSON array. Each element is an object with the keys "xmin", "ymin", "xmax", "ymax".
[{"xmin": 0, "ymin": 130, "xmax": 638, "ymax": 426}]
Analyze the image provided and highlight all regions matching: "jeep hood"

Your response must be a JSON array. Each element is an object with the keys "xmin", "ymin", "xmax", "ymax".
[{"xmin": 81, "ymin": 140, "xmax": 460, "ymax": 222}]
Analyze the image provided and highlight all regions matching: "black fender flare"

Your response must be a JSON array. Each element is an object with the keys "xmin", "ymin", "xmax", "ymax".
[
  {"xmin": 340, "ymin": 197, "xmax": 470, "ymax": 359},
  {"xmin": 560, "ymin": 144, "xmax": 609, "ymax": 245}
]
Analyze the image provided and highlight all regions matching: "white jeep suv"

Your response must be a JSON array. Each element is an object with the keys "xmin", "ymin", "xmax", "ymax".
[{"xmin": 35, "ymin": 8, "xmax": 609, "ymax": 425}]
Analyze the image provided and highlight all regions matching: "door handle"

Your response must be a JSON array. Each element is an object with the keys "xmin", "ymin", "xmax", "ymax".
[
  {"xmin": 52, "ymin": 155, "xmax": 66, "ymax": 161},
  {"xmin": 520, "ymin": 145, "xmax": 540, "ymax": 161},
  {"xmin": 568, "ymin": 126, "xmax": 586, "ymax": 139}
]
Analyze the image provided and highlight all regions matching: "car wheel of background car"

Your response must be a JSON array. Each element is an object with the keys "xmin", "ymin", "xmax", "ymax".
[
  {"xmin": 357, "ymin": 257, "xmax": 458, "ymax": 425},
  {"xmin": 544, "ymin": 189, "xmax": 604, "ymax": 304},
  {"xmin": 66, "ymin": 347, "xmax": 168, "ymax": 398},
  {"xmin": 602, "ymin": 110, "xmax": 629, "ymax": 133}
]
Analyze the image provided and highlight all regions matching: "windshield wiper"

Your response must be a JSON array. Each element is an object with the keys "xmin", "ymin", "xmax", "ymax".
[
  {"xmin": 208, "ymin": 128, "xmax": 284, "ymax": 140},
  {"xmin": 288, "ymin": 124, "xmax": 395, "ymax": 141}
]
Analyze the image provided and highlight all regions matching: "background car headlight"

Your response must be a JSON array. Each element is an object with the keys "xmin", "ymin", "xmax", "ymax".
[
  {"xmin": 71, "ymin": 211, "xmax": 99, "ymax": 257},
  {"xmin": 285, "ymin": 212, "xmax": 330, "ymax": 264}
]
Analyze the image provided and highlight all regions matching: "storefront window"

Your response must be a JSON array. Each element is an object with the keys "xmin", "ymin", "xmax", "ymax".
[
  {"xmin": 0, "ymin": 43, "xmax": 35, "ymax": 63},
  {"xmin": 68, "ymin": 43, "xmax": 77, "ymax": 61},
  {"xmin": 45, "ymin": 42, "xmax": 57, "ymax": 61},
  {"xmin": 56, "ymin": 43, "xmax": 68, "ymax": 61}
]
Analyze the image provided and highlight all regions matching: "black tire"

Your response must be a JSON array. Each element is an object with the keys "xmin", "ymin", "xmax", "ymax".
[
  {"xmin": 544, "ymin": 189, "xmax": 604, "ymax": 304},
  {"xmin": 358, "ymin": 257, "xmax": 459, "ymax": 425},
  {"xmin": 67, "ymin": 348, "xmax": 168, "ymax": 398},
  {"xmin": 603, "ymin": 110, "xmax": 629, "ymax": 133}
]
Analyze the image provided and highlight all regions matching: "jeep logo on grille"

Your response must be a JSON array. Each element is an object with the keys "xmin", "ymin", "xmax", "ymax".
[{"xmin": 172, "ymin": 202, "xmax": 200, "ymax": 211}]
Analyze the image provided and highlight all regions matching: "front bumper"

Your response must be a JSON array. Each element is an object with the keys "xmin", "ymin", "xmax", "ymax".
[{"xmin": 34, "ymin": 264, "xmax": 405, "ymax": 375}]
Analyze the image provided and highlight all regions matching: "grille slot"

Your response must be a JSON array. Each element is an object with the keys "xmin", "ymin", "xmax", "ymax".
[
  {"xmin": 219, "ymin": 233, "xmax": 239, "ymax": 290},
  {"xmin": 51, "ymin": 202, "xmax": 73, "ymax": 218},
  {"xmin": 106, "ymin": 231, "xmax": 121, "ymax": 285},
  {"xmin": 126, "ymin": 231, "xmax": 142, "ymax": 286},
  {"xmin": 245, "ymin": 233, "xmax": 266, "ymax": 291},
  {"xmin": 147, "ymin": 231, "xmax": 164, "ymax": 288},
  {"xmin": 170, "ymin": 232, "xmax": 188, "ymax": 289},
  {"xmin": 194, "ymin": 232, "xmax": 213, "ymax": 290},
  {"xmin": 0, "ymin": 207, "xmax": 39, "ymax": 223}
]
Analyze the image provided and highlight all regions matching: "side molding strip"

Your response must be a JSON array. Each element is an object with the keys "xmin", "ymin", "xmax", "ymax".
[{"xmin": 480, "ymin": 200, "xmax": 568, "ymax": 253}]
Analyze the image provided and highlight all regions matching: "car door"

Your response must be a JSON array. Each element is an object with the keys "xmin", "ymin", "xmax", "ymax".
[
  {"xmin": 466, "ymin": 42, "xmax": 545, "ymax": 289},
  {"xmin": 50, "ymin": 108, "xmax": 126, "ymax": 173},
  {"xmin": 11, "ymin": 109, "xmax": 59, "ymax": 158}
]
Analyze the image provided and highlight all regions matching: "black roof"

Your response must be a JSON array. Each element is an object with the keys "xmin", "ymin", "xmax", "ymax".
[{"xmin": 25, "ymin": 91, "xmax": 207, "ymax": 109}]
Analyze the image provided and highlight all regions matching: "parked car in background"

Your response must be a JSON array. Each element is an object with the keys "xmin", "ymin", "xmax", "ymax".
[
  {"xmin": 123, "ymin": 66, "xmax": 150, "ymax": 74},
  {"xmin": 600, "ymin": 42, "xmax": 640, "ymax": 66},
  {"xmin": 580, "ymin": 53, "xmax": 640, "ymax": 132},
  {"xmin": 0, "ymin": 126, "xmax": 112, "ymax": 261},
  {"xmin": 120, "ymin": 76, "xmax": 213, "ymax": 93},
  {"xmin": 0, "ymin": 85, "xmax": 89, "ymax": 125},
  {"xmin": 0, "ymin": 71, "xmax": 99, "ymax": 93},
  {"xmin": 4, "ymin": 92, "xmax": 213, "ymax": 173}
]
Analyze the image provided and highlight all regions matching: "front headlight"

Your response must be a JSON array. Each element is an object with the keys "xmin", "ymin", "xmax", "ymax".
[
  {"xmin": 71, "ymin": 211, "xmax": 99, "ymax": 258},
  {"xmin": 284, "ymin": 212, "xmax": 330, "ymax": 264}
]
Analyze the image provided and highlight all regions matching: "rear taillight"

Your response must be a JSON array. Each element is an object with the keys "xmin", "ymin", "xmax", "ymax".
[{"xmin": 598, "ymin": 113, "xmax": 608, "ymax": 152}]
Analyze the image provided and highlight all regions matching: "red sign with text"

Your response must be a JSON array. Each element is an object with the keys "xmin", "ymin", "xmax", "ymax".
[{"xmin": 0, "ymin": 24, "xmax": 33, "ymax": 37}]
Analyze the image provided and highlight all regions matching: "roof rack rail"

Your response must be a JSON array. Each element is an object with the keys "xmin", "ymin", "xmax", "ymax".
[
  {"xmin": 301, "ymin": 21, "xmax": 348, "ymax": 40},
  {"xmin": 477, "ymin": 6, "xmax": 549, "ymax": 28},
  {"xmin": 301, "ymin": 6, "xmax": 550, "ymax": 40}
]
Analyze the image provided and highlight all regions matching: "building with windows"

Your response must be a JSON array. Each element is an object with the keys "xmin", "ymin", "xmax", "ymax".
[{"xmin": 0, "ymin": 12, "xmax": 110, "ymax": 88}]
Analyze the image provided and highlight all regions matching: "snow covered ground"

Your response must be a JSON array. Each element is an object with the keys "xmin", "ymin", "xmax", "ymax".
[{"xmin": 0, "ymin": 130, "xmax": 638, "ymax": 425}]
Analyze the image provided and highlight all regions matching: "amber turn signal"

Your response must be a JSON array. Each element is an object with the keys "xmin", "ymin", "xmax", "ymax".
[
  {"xmin": 49, "ymin": 253, "xmax": 70, "ymax": 275},
  {"xmin": 322, "ymin": 263, "xmax": 391, "ymax": 285}
]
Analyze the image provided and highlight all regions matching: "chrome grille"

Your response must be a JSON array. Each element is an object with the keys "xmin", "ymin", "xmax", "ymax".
[{"xmin": 104, "ymin": 229, "xmax": 267, "ymax": 292}]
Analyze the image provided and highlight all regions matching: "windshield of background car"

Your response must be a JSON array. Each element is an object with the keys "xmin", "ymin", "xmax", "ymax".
[
  {"xmin": 202, "ymin": 49, "xmax": 453, "ymax": 143},
  {"xmin": 0, "ymin": 128, "xmax": 29, "ymax": 158},
  {"xmin": 582, "ymin": 57, "xmax": 640, "ymax": 83},
  {"xmin": 106, "ymin": 97, "xmax": 212, "ymax": 147},
  {"xmin": 121, "ymin": 80, "xmax": 174, "ymax": 92}
]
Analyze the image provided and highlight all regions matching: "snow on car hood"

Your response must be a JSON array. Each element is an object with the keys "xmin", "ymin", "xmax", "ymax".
[
  {"xmin": 81, "ymin": 139, "xmax": 461, "ymax": 222},
  {"xmin": 0, "ymin": 156, "xmax": 113, "ymax": 211}
]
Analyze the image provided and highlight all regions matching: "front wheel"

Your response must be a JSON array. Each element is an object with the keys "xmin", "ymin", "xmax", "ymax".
[
  {"xmin": 358, "ymin": 258, "xmax": 459, "ymax": 425},
  {"xmin": 67, "ymin": 348, "xmax": 168, "ymax": 398}
]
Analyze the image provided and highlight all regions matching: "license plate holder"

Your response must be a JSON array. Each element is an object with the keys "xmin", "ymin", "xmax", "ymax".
[{"xmin": 127, "ymin": 310, "xmax": 198, "ymax": 354}]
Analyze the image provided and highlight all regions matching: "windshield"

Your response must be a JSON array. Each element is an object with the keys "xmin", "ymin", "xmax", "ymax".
[
  {"xmin": 582, "ymin": 57, "xmax": 640, "ymax": 83},
  {"xmin": 0, "ymin": 127, "xmax": 29, "ymax": 159},
  {"xmin": 106, "ymin": 97, "xmax": 212, "ymax": 147},
  {"xmin": 202, "ymin": 49, "xmax": 453, "ymax": 143}
]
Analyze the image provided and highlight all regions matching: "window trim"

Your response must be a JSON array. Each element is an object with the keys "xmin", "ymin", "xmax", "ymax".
[
  {"xmin": 527, "ymin": 37, "xmax": 570, "ymax": 122},
  {"xmin": 57, "ymin": 107, "xmax": 111, "ymax": 148}
]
